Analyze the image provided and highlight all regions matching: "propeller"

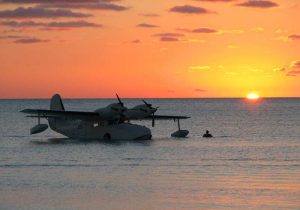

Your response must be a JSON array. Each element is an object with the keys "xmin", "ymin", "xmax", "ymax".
[
  {"xmin": 142, "ymin": 100, "xmax": 158, "ymax": 127},
  {"xmin": 142, "ymin": 100, "xmax": 159, "ymax": 110},
  {"xmin": 110, "ymin": 94, "xmax": 127, "ymax": 116},
  {"xmin": 142, "ymin": 100, "xmax": 152, "ymax": 108},
  {"xmin": 116, "ymin": 94, "xmax": 124, "ymax": 107}
]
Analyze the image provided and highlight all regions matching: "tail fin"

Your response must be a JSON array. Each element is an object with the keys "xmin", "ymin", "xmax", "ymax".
[
  {"xmin": 50, "ymin": 94, "xmax": 65, "ymax": 111},
  {"xmin": 49, "ymin": 94, "xmax": 65, "ymax": 131}
]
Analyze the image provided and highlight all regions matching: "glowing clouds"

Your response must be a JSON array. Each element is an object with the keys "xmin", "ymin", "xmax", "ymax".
[
  {"xmin": 286, "ymin": 61, "xmax": 300, "ymax": 77},
  {"xmin": 288, "ymin": 34, "xmax": 300, "ymax": 41}
]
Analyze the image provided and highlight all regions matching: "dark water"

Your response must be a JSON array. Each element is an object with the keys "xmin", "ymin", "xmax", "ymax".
[{"xmin": 0, "ymin": 98, "xmax": 299, "ymax": 209}]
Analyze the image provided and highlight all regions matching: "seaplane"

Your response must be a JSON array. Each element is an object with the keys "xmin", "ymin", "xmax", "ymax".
[{"xmin": 21, "ymin": 94, "xmax": 190, "ymax": 140}]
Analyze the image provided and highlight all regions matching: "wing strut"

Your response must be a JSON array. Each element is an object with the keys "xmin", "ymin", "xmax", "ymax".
[{"xmin": 177, "ymin": 119, "xmax": 181, "ymax": 130}]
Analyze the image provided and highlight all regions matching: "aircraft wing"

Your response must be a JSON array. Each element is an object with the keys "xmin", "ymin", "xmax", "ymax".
[
  {"xmin": 21, "ymin": 109, "xmax": 102, "ymax": 121},
  {"xmin": 143, "ymin": 115, "xmax": 190, "ymax": 120}
]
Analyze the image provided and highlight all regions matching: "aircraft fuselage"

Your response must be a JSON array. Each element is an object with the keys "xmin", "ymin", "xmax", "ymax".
[{"xmin": 49, "ymin": 119, "xmax": 151, "ymax": 140}]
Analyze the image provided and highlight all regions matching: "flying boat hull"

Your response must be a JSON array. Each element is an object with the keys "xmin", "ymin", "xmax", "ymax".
[{"xmin": 53, "ymin": 122, "xmax": 152, "ymax": 140}]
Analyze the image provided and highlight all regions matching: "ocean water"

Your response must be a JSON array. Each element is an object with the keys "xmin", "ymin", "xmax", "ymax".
[{"xmin": 0, "ymin": 98, "xmax": 299, "ymax": 210}]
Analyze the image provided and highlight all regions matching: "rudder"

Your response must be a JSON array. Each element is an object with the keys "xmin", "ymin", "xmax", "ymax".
[
  {"xmin": 50, "ymin": 94, "xmax": 65, "ymax": 111},
  {"xmin": 49, "ymin": 94, "xmax": 65, "ymax": 131}
]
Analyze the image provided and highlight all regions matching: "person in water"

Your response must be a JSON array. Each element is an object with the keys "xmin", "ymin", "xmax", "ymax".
[{"xmin": 203, "ymin": 130, "xmax": 213, "ymax": 138}]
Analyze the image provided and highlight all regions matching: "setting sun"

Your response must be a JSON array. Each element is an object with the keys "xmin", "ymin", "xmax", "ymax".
[{"xmin": 246, "ymin": 93, "xmax": 260, "ymax": 100}]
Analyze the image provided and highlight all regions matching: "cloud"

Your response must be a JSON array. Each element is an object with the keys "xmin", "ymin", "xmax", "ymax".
[
  {"xmin": 169, "ymin": 5, "xmax": 212, "ymax": 14},
  {"xmin": 0, "ymin": 20, "xmax": 101, "ymax": 28},
  {"xmin": 136, "ymin": 23, "xmax": 159, "ymax": 28},
  {"xmin": 195, "ymin": 0, "xmax": 236, "ymax": 2},
  {"xmin": 14, "ymin": 37, "xmax": 49, "ymax": 44},
  {"xmin": 153, "ymin": 33, "xmax": 184, "ymax": 42},
  {"xmin": 194, "ymin": 0, "xmax": 238, "ymax": 2},
  {"xmin": 0, "ymin": 0, "xmax": 120, "ymax": 3},
  {"xmin": 47, "ymin": 20, "xmax": 101, "ymax": 27},
  {"xmin": 251, "ymin": 27, "xmax": 264, "ymax": 32},
  {"xmin": 38, "ymin": 3, "xmax": 128, "ymax": 11},
  {"xmin": 291, "ymin": 60, "xmax": 300, "ymax": 69},
  {"xmin": 0, "ymin": 35, "xmax": 29, "ymax": 39},
  {"xmin": 192, "ymin": 28, "xmax": 217, "ymax": 33},
  {"xmin": 0, "ymin": 20, "xmax": 42, "ymax": 27},
  {"xmin": 176, "ymin": 27, "xmax": 242, "ymax": 35},
  {"xmin": 2, "ymin": 28, "xmax": 23, "ymax": 33},
  {"xmin": 273, "ymin": 35, "xmax": 289, "ymax": 42},
  {"xmin": 236, "ymin": 0, "xmax": 278, "ymax": 8},
  {"xmin": 286, "ymin": 60, "xmax": 300, "ymax": 76},
  {"xmin": 0, "ymin": 0, "xmax": 129, "ymax": 11},
  {"xmin": 272, "ymin": 67, "xmax": 285, "ymax": 72},
  {"xmin": 287, "ymin": 70, "xmax": 300, "ymax": 76},
  {"xmin": 0, "ymin": 7, "xmax": 91, "ymax": 18},
  {"xmin": 131, "ymin": 39, "xmax": 141, "ymax": 44},
  {"xmin": 218, "ymin": 29, "xmax": 244, "ymax": 34},
  {"xmin": 140, "ymin": 13, "xmax": 160, "ymax": 17},
  {"xmin": 189, "ymin": 66, "xmax": 210, "ymax": 71},
  {"xmin": 154, "ymin": 33, "xmax": 184, "ymax": 37},
  {"xmin": 288, "ymin": 34, "xmax": 300, "ymax": 40},
  {"xmin": 194, "ymin": 88, "xmax": 206, "ymax": 92},
  {"xmin": 73, "ymin": 3, "xmax": 128, "ymax": 11},
  {"xmin": 160, "ymin": 37, "xmax": 179, "ymax": 42}
]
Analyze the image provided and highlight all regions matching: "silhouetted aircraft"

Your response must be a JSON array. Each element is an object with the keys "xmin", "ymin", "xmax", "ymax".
[{"xmin": 21, "ymin": 94, "xmax": 190, "ymax": 140}]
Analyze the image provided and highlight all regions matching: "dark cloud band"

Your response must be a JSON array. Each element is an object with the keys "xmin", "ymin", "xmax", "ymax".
[
  {"xmin": 236, "ymin": 0, "xmax": 278, "ymax": 8},
  {"xmin": 0, "ymin": 0, "xmax": 119, "ymax": 3},
  {"xmin": 169, "ymin": 5, "xmax": 212, "ymax": 14},
  {"xmin": 37, "ymin": 3, "xmax": 128, "ymax": 11},
  {"xmin": 1, "ymin": 20, "xmax": 101, "ymax": 28},
  {"xmin": 0, "ymin": 7, "xmax": 91, "ymax": 18},
  {"xmin": 153, "ymin": 33, "xmax": 184, "ymax": 37},
  {"xmin": 289, "ymin": 34, "xmax": 300, "ymax": 40},
  {"xmin": 192, "ymin": 28, "xmax": 217, "ymax": 33},
  {"xmin": 137, "ymin": 23, "xmax": 159, "ymax": 28},
  {"xmin": 160, "ymin": 37, "xmax": 179, "ymax": 42},
  {"xmin": 14, "ymin": 37, "xmax": 49, "ymax": 44}
]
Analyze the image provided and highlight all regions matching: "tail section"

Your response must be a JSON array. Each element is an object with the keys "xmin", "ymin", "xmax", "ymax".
[
  {"xmin": 50, "ymin": 94, "xmax": 65, "ymax": 111},
  {"xmin": 49, "ymin": 94, "xmax": 65, "ymax": 131}
]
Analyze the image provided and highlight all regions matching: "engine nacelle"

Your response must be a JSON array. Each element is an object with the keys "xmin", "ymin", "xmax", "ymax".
[{"xmin": 30, "ymin": 124, "xmax": 48, "ymax": 134}]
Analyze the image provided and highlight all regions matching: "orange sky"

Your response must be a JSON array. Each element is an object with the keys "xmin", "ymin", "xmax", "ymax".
[{"xmin": 0, "ymin": 0, "xmax": 299, "ymax": 98}]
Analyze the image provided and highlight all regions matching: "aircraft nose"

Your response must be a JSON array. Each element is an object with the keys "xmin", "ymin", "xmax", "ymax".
[
  {"xmin": 140, "ymin": 108, "xmax": 148, "ymax": 113},
  {"xmin": 123, "ymin": 110, "xmax": 131, "ymax": 119}
]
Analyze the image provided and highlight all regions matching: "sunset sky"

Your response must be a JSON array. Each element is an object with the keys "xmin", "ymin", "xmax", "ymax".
[{"xmin": 0, "ymin": 0, "xmax": 299, "ymax": 98}]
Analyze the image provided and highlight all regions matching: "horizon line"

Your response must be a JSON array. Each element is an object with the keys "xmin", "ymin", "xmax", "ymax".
[{"xmin": 1, "ymin": 96, "xmax": 299, "ymax": 100}]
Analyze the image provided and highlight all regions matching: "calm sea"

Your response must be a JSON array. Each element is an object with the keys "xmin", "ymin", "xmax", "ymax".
[{"xmin": 0, "ymin": 98, "xmax": 299, "ymax": 210}]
